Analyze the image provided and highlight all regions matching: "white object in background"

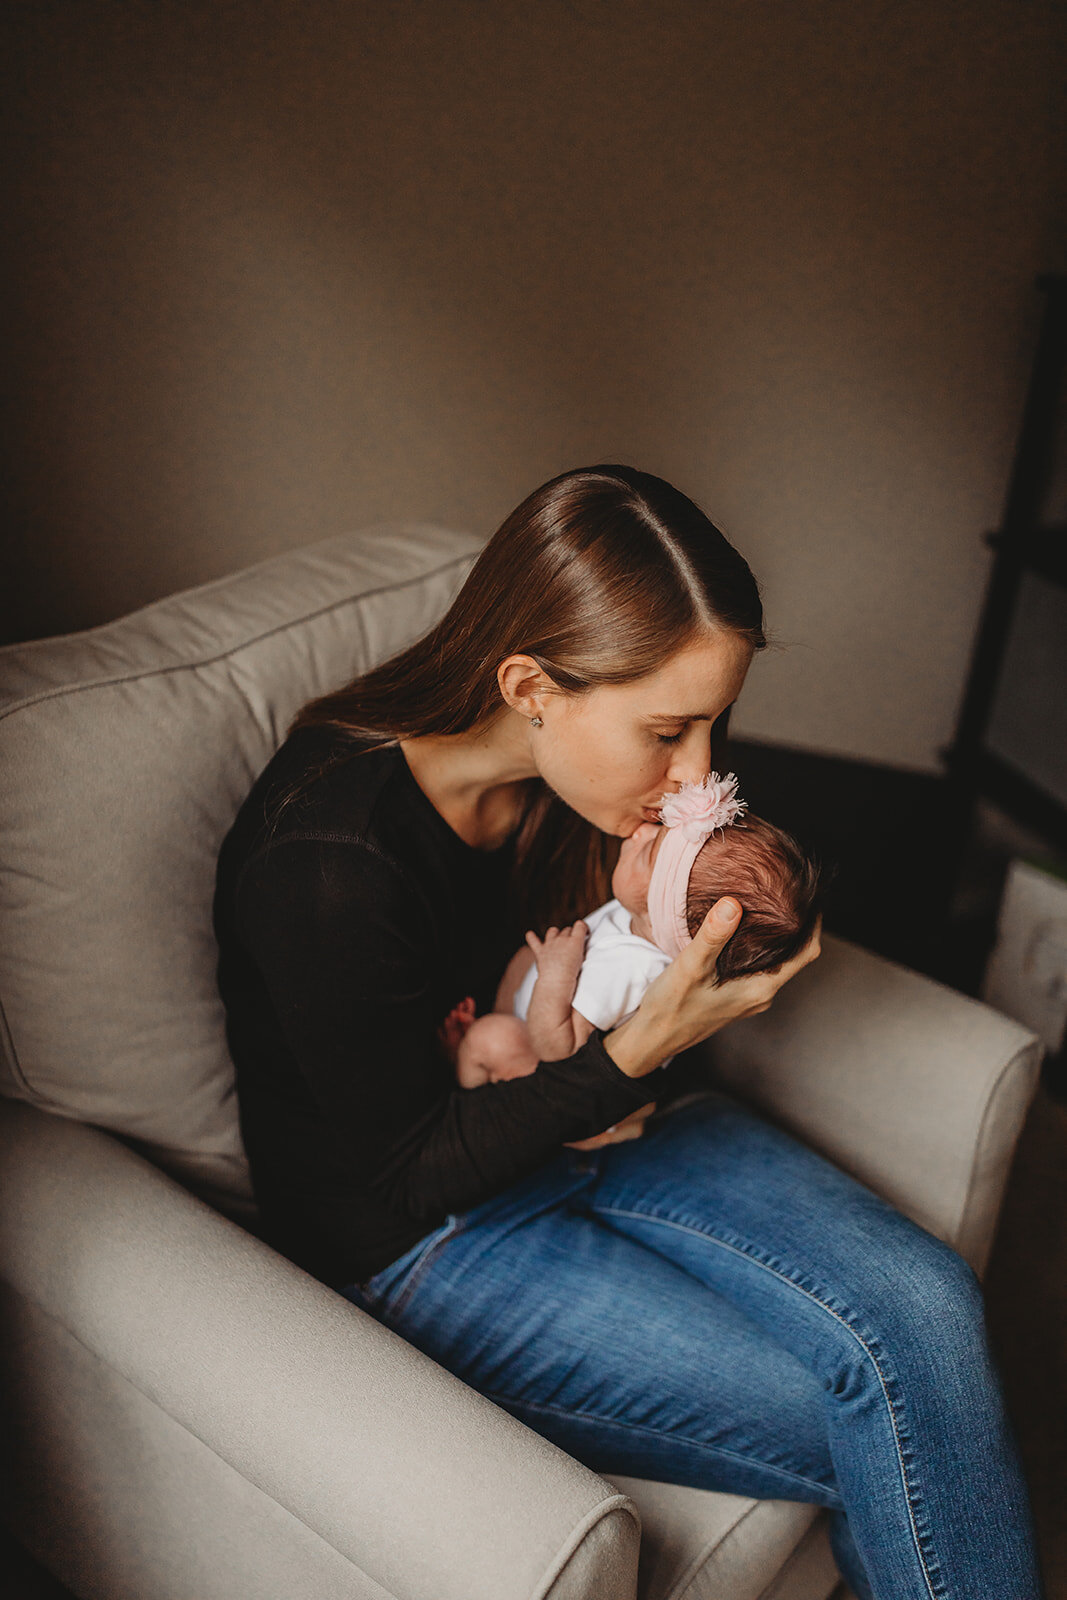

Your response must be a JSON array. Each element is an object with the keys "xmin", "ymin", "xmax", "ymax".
[{"xmin": 982, "ymin": 858, "xmax": 1067, "ymax": 1055}]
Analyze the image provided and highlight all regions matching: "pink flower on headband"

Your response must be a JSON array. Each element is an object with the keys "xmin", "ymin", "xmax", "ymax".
[{"xmin": 657, "ymin": 772, "xmax": 748, "ymax": 843}]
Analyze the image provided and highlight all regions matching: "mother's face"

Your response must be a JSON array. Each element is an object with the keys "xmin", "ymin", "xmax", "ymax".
[{"xmin": 531, "ymin": 631, "xmax": 754, "ymax": 839}]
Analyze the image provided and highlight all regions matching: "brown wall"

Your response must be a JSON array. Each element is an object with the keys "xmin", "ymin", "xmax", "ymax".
[{"xmin": 4, "ymin": 0, "xmax": 1063, "ymax": 771}]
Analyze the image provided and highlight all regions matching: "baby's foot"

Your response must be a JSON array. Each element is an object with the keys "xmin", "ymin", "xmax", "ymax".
[
  {"xmin": 437, "ymin": 995, "xmax": 476, "ymax": 1066},
  {"xmin": 525, "ymin": 921, "xmax": 588, "ymax": 1007}
]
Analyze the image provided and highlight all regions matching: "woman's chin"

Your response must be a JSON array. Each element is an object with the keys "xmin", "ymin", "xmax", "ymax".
[{"xmin": 598, "ymin": 809, "xmax": 641, "ymax": 838}]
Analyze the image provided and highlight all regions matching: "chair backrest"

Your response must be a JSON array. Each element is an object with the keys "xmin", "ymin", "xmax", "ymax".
[{"xmin": 0, "ymin": 523, "xmax": 482, "ymax": 1217}]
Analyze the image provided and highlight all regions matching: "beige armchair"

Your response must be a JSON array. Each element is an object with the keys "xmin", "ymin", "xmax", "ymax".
[{"xmin": 0, "ymin": 524, "xmax": 1042, "ymax": 1600}]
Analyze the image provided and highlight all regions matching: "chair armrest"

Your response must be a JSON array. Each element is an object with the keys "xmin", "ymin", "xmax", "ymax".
[
  {"xmin": 695, "ymin": 932, "xmax": 1043, "ymax": 1277},
  {"xmin": 0, "ymin": 1098, "xmax": 640, "ymax": 1600}
]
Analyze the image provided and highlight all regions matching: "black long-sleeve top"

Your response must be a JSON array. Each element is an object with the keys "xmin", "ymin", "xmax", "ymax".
[{"xmin": 212, "ymin": 723, "xmax": 673, "ymax": 1289}]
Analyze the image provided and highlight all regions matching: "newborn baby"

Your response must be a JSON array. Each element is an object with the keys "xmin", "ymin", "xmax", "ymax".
[{"xmin": 443, "ymin": 774, "xmax": 826, "ymax": 1088}]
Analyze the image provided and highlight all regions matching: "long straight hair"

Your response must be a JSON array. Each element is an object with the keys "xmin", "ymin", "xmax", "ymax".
[{"xmin": 277, "ymin": 464, "xmax": 767, "ymax": 930}]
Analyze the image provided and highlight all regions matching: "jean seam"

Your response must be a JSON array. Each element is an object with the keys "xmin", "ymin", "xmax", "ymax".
[
  {"xmin": 379, "ymin": 1217, "xmax": 467, "ymax": 1319},
  {"xmin": 478, "ymin": 1390, "xmax": 844, "ymax": 1503},
  {"xmin": 593, "ymin": 1204, "xmax": 941, "ymax": 1600}
]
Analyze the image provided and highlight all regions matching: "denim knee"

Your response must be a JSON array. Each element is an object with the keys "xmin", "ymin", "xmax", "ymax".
[
  {"xmin": 824, "ymin": 1224, "xmax": 985, "ymax": 1396},
  {"xmin": 880, "ymin": 1226, "xmax": 983, "ymax": 1333}
]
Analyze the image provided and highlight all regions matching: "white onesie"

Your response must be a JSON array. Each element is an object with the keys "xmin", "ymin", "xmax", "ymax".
[{"xmin": 512, "ymin": 898, "xmax": 672, "ymax": 1032}]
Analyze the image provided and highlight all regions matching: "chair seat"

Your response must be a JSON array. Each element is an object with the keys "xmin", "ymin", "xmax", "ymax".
[{"xmin": 604, "ymin": 1477, "xmax": 839, "ymax": 1600}]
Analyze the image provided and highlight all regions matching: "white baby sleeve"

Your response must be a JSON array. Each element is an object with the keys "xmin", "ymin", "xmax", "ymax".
[
  {"xmin": 512, "ymin": 961, "xmax": 536, "ymax": 1022},
  {"xmin": 570, "ymin": 944, "xmax": 672, "ymax": 1032}
]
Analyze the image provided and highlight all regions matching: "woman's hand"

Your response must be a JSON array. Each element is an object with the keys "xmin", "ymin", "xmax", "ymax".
[
  {"xmin": 604, "ymin": 901, "xmax": 823, "ymax": 1079},
  {"xmin": 563, "ymin": 1100, "xmax": 658, "ymax": 1151}
]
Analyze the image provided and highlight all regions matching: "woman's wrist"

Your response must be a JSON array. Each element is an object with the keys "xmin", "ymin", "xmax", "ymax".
[{"xmin": 601, "ymin": 1011, "xmax": 673, "ymax": 1078}]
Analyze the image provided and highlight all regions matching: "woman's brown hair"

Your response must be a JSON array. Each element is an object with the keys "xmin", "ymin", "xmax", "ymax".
[{"xmin": 273, "ymin": 464, "xmax": 768, "ymax": 931}]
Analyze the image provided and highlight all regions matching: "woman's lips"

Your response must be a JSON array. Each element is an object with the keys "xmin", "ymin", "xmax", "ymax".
[{"xmin": 641, "ymin": 805, "xmax": 663, "ymax": 823}]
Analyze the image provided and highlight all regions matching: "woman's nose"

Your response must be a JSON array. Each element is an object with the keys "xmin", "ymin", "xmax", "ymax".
[{"xmin": 667, "ymin": 731, "xmax": 712, "ymax": 788}]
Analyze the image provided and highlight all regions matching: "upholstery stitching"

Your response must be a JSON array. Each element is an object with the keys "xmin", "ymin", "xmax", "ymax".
[
  {"xmin": 663, "ymin": 1498, "xmax": 764, "ymax": 1600},
  {"xmin": 593, "ymin": 1206, "xmax": 940, "ymax": 1600},
  {"xmin": 0, "ymin": 551, "xmax": 476, "ymax": 724},
  {"xmin": 752, "ymin": 1513, "xmax": 830, "ymax": 1600},
  {"xmin": 529, "ymin": 1494, "xmax": 641, "ymax": 1600},
  {"xmin": 956, "ymin": 1042, "xmax": 1039, "ymax": 1273},
  {"xmin": 0, "ymin": 992, "xmax": 30, "ymax": 1096}
]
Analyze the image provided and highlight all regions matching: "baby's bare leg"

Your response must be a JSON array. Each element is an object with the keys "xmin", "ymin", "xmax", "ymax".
[
  {"xmin": 524, "ymin": 921, "xmax": 587, "ymax": 1061},
  {"xmin": 455, "ymin": 1013, "xmax": 540, "ymax": 1087}
]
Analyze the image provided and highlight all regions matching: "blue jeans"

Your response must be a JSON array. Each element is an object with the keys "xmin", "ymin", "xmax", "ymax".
[{"xmin": 340, "ymin": 1091, "xmax": 1044, "ymax": 1600}]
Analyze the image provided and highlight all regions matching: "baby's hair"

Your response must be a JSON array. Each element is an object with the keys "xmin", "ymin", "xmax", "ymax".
[{"xmin": 686, "ymin": 813, "xmax": 829, "ymax": 984}]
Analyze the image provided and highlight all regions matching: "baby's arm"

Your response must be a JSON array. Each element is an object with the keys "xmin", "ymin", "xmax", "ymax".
[
  {"xmin": 449, "ymin": 921, "xmax": 595, "ymax": 1089},
  {"xmin": 524, "ymin": 922, "xmax": 596, "ymax": 1061},
  {"xmin": 493, "ymin": 944, "xmax": 536, "ymax": 1014}
]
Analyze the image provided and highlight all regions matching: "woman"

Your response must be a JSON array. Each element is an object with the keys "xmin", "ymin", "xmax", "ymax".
[{"xmin": 213, "ymin": 464, "xmax": 1044, "ymax": 1600}]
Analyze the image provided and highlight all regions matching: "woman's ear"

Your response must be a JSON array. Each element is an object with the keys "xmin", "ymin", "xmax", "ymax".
[{"xmin": 497, "ymin": 655, "xmax": 557, "ymax": 719}]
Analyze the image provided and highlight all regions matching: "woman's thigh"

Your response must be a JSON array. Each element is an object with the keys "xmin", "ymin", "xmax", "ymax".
[
  {"xmin": 585, "ymin": 1087, "xmax": 986, "ymax": 1387},
  {"xmin": 343, "ymin": 1126, "xmax": 844, "ymax": 1507}
]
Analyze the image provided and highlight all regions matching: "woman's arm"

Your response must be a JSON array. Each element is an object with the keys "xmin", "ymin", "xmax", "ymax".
[{"xmin": 233, "ymin": 835, "xmax": 668, "ymax": 1225}]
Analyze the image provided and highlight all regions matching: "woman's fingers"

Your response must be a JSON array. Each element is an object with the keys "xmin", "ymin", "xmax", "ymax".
[
  {"xmin": 692, "ymin": 897, "xmax": 743, "ymax": 962},
  {"xmin": 771, "ymin": 918, "xmax": 823, "ymax": 986},
  {"xmin": 709, "ymin": 913, "xmax": 823, "ymax": 1014},
  {"xmin": 679, "ymin": 900, "xmax": 821, "ymax": 1019},
  {"xmin": 562, "ymin": 1100, "xmax": 657, "ymax": 1151}
]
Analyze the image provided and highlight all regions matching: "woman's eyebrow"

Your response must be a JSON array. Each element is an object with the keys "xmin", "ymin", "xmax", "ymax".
[{"xmin": 646, "ymin": 697, "xmax": 738, "ymax": 723}]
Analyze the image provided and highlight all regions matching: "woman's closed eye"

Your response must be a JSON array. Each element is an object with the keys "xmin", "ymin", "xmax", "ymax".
[{"xmin": 655, "ymin": 729, "xmax": 686, "ymax": 745}]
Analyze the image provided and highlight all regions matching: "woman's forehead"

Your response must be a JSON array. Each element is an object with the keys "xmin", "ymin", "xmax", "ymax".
[{"xmin": 630, "ymin": 634, "xmax": 752, "ymax": 711}]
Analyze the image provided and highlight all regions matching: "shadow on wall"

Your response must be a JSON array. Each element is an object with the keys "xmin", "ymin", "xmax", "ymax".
[{"xmin": 2, "ymin": 0, "xmax": 1063, "ymax": 773}]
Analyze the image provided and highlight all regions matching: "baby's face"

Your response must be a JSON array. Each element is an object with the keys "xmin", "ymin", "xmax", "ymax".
[{"xmin": 611, "ymin": 822, "xmax": 667, "ymax": 917}]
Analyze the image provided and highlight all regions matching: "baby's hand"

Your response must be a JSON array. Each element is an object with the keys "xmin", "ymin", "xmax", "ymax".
[
  {"xmin": 523, "ymin": 920, "xmax": 588, "ymax": 1062},
  {"xmin": 524, "ymin": 921, "xmax": 588, "ymax": 1004}
]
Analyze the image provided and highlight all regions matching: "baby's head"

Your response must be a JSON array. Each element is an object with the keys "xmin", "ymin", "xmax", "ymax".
[{"xmin": 612, "ymin": 774, "xmax": 827, "ymax": 984}]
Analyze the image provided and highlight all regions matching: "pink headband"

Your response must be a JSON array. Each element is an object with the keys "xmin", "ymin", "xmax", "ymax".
[{"xmin": 646, "ymin": 773, "xmax": 748, "ymax": 957}]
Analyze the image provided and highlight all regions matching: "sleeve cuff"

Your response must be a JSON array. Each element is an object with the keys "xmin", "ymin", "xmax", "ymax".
[{"xmin": 583, "ymin": 1027, "xmax": 672, "ymax": 1101}]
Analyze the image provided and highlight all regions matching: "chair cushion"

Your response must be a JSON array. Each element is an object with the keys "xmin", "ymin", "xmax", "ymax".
[
  {"xmin": 0, "ymin": 522, "xmax": 483, "ymax": 1213},
  {"xmin": 604, "ymin": 1477, "xmax": 840, "ymax": 1600}
]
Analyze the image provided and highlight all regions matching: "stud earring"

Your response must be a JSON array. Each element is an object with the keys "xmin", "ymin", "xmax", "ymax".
[{"xmin": 530, "ymin": 716, "xmax": 543, "ymax": 728}]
